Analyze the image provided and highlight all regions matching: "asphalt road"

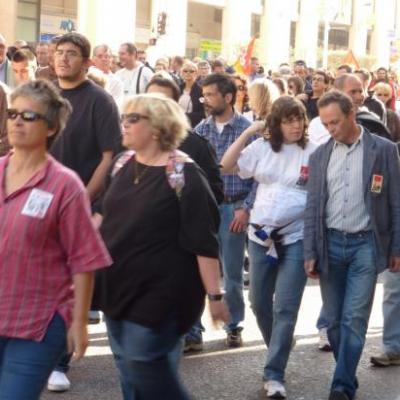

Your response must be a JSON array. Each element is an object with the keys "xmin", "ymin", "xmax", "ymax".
[{"xmin": 42, "ymin": 279, "xmax": 400, "ymax": 400}]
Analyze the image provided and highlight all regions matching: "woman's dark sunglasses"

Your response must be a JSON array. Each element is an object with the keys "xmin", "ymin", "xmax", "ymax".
[
  {"xmin": 236, "ymin": 85, "xmax": 245, "ymax": 91},
  {"xmin": 120, "ymin": 112, "xmax": 150, "ymax": 124},
  {"xmin": 6, "ymin": 109, "xmax": 48, "ymax": 122}
]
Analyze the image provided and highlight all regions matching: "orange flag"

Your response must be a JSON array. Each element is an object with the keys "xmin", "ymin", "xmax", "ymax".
[
  {"xmin": 342, "ymin": 50, "xmax": 360, "ymax": 70},
  {"xmin": 234, "ymin": 36, "xmax": 256, "ymax": 75}
]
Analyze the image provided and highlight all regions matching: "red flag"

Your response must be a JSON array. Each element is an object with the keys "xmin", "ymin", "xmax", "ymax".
[
  {"xmin": 234, "ymin": 36, "xmax": 256, "ymax": 75},
  {"xmin": 342, "ymin": 50, "xmax": 360, "ymax": 70}
]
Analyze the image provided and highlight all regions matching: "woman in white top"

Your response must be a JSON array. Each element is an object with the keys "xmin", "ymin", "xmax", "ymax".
[{"xmin": 221, "ymin": 96, "xmax": 316, "ymax": 399}]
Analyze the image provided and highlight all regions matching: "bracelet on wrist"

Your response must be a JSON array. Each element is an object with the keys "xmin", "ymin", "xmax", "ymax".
[{"xmin": 207, "ymin": 293, "xmax": 224, "ymax": 301}]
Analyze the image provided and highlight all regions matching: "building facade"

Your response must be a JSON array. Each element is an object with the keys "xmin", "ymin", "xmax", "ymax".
[{"xmin": 1, "ymin": 0, "xmax": 400, "ymax": 69}]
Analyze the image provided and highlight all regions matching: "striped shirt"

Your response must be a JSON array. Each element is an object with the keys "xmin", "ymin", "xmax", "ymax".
[
  {"xmin": 195, "ymin": 112, "xmax": 254, "ymax": 204},
  {"xmin": 0, "ymin": 154, "xmax": 112, "ymax": 341},
  {"xmin": 326, "ymin": 128, "xmax": 370, "ymax": 233}
]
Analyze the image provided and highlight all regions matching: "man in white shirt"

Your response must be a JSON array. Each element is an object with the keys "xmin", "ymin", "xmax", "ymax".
[
  {"xmin": 92, "ymin": 44, "xmax": 124, "ymax": 109},
  {"xmin": 115, "ymin": 42, "xmax": 153, "ymax": 97}
]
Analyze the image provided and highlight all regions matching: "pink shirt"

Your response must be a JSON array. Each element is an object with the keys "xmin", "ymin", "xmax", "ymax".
[{"xmin": 0, "ymin": 154, "xmax": 112, "ymax": 341}]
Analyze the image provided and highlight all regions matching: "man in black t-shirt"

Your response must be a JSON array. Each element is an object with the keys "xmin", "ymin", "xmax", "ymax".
[
  {"xmin": 50, "ymin": 32, "xmax": 121, "ymax": 202},
  {"xmin": 47, "ymin": 32, "xmax": 121, "ymax": 393}
]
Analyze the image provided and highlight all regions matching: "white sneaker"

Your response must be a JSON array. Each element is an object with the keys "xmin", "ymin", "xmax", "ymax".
[
  {"xmin": 264, "ymin": 380, "xmax": 287, "ymax": 399},
  {"xmin": 47, "ymin": 371, "xmax": 71, "ymax": 392},
  {"xmin": 318, "ymin": 328, "xmax": 332, "ymax": 351}
]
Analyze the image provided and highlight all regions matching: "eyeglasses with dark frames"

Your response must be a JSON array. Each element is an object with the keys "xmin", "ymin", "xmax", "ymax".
[
  {"xmin": 6, "ymin": 109, "xmax": 48, "ymax": 123},
  {"xmin": 120, "ymin": 112, "xmax": 150, "ymax": 124}
]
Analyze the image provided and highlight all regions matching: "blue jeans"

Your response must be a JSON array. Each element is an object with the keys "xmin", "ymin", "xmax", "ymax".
[
  {"xmin": 320, "ymin": 230, "xmax": 377, "ymax": 399},
  {"xmin": 219, "ymin": 203, "xmax": 246, "ymax": 331},
  {"xmin": 0, "ymin": 313, "xmax": 67, "ymax": 400},
  {"xmin": 54, "ymin": 352, "xmax": 71, "ymax": 373},
  {"xmin": 185, "ymin": 319, "xmax": 204, "ymax": 341},
  {"xmin": 249, "ymin": 240, "xmax": 306, "ymax": 382},
  {"xmin": 316, "ymin": 306, "xmax": 329, "ymax": 330},
  {"xmin": 105, "ymin": 316, "xmax": 189, "ymax": 400},
  {"xmin": 382, "ymin": 270, "xmax": 400, "ymax": 354}
]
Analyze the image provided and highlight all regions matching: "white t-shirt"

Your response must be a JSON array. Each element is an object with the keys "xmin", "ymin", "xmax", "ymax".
[
  {"xmin": 105, "ymin": 72, "xmax": 124, "ymax": 110},
  {"xmin": 178, "ymin": 91, "xmax": 193, "ymax": 113},
  {"xmin": 237, "ymin": 138, "xmax": 317, "ymax": 245},
  {"xmin": 115, "ymin": 63, "xmax": 154, "ymax": 97},
  {"xmin": 215, "ymin": 121, "xmax": 228, "ymax": 134},
  {"xmin": 308, "ymin": 116, "xmax": 330, "ymax": 145}
]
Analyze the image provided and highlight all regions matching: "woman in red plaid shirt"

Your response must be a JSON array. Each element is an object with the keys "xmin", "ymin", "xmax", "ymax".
[{"xmin": 0, "ymin": 80, "xmax": 111, "ymax": 400}]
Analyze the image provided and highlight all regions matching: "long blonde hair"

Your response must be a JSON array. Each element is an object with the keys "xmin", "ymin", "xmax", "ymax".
[{"xmin": 248, "ymin": 78, "xmax": 280, "ymax": 120}]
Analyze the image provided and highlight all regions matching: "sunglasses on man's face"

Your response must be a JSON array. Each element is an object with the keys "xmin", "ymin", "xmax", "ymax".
[
  {"xmin": 120, "ymin": 112, "xmax": 150, "ymax": 124},
  {"xmin": 182, "ymin": 69, "xmax": 196, "ymax": 73},
  {"xmin": 6, "ymin": 109, "xmax": 48, "ymax": 122}
]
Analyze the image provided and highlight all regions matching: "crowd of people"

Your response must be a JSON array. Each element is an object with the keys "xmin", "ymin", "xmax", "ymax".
[{"xmin": 0, "ymin": 30, "xmax": 400, "ymax": 400}]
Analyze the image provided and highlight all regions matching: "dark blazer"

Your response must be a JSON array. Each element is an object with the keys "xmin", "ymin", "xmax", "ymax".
[
  {"xmin": 356, "ymin": 110, "xmax": 391, "ymax": 140},
  {"xmin": 179, "ymin": 82, "xmax": 205, "ymax": 128},
  {"xmin": 304, "ymin": 129, "xmax": 400, "ymax": 274},
  {"xmin": 2, "ymin": 59, "xmax": 14, "ymax": 88}
]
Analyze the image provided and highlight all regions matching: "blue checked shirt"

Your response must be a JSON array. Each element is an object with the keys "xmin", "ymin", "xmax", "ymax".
[{"xmin": 195, "ymin": 112, "xmax": 257, "ymax": 209}]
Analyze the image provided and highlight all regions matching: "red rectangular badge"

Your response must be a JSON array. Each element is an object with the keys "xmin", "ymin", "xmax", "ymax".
[
  {"xmin": 296, "ymin": 166, "xmax": 309, "ymax": 186},
  {"xmin": 371, "ymin": 174, "xmax": 383, "ymax": 193}
]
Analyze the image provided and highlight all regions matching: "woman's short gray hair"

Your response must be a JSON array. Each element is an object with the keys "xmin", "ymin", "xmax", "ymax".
[{"xmin": 10, "ymin": 79, "xmax": 72, "ymax": 147}]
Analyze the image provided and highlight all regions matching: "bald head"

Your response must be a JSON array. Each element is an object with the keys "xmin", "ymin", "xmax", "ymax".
[{"xmin": 334, "ymin": 74, "xmax": 365, "ymax": 111}]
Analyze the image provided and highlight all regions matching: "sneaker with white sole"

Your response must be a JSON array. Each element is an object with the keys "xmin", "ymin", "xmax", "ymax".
[
  {"xmin": 264, "ymin": 380, "xmax": 286, "ymax": 399},
  {"xmin": 47, "ymin": 371, "xmax": 71, "ymax": 392},
  {"xmin": 318, "ymin": 328, "xmax": 332, "ymax": 352},
  {"xmin": 370, "ymin": 352, "xmax": 400, "ymax": 367},
  {"xmin": 183, "ymin": 335, "xmax": 203, "ymax": 353}
]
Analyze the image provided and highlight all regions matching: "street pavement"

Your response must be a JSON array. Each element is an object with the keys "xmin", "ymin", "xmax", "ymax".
[{"xmin": 42, "ymin": 278, "xmax": 400, "ymax": 400}]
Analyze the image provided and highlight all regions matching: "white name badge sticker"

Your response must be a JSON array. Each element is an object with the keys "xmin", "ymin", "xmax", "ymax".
[{"xmin": 21, "ymin": 189, "xmax": 54, "ymax": 219}]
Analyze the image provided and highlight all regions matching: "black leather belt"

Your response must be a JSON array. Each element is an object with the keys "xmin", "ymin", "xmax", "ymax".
[
  {"xmin": 223, "ymin": 193, "xmax": 248, "ymax": 204},
  {"xmin": 327, "ymin": 228, "xmax": 372, "ymax": 238}
]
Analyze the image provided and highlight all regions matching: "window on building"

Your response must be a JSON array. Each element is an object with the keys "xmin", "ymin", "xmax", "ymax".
[
  {"xmin": 329, "ymin": 28, "xmax": 349, "ymax": 50},
  {"xmin": 366, "ymin": 30, "xmax": 372, "ymax": 54},
  {"xmin": 251, "ymin": 14, "xmax": 260, "ymax": 38},
  {"xmin": 16, "ymin": 0, "xmax": 40, "ymax": 42},
  {"xmin": 290, "ymin": 21, "xmax": 297, "ymax": 50}
]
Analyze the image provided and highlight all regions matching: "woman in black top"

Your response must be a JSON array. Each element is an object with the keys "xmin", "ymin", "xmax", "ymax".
[
  {"xmin": 300, "ymin": 70, "xmax": 329, "ymax": 120},
  {"xmin": 93, "ymin": 93, "xmax": 228, "ymax": 400},
  {"xmin": 179, "ymin": 61, "xmax": 205, "ymax": 127}
]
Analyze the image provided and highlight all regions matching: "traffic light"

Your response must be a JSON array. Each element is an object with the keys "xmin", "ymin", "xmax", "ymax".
[{"xmin": 157, "ymin": 12, "xmax": 167, "ymax": 35}]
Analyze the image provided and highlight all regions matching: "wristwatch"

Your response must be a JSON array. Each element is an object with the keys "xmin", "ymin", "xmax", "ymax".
[{"xmin": 207, "ymin": 293, "xmax": 224, "ymax": 301}]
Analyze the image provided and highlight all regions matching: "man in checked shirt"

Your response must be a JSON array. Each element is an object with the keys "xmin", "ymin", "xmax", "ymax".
[
  {"xmin": 193, "ymin": 73, "xmax": 256, "ymax": 349},
  {"xmin": 304, "ymin": 90, "xmax": 400, "ymax": 400}
]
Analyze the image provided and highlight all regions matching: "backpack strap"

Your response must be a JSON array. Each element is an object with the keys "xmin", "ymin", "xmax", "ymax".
[
  {"xmin": 111, "ymin": 150, "xmax": 135, "ymax": 178},
  {"xmin": 136, "ymin": 65, "xmax": 144, "ymax": 94},
  {"xmin": 166, "ymin": 150, "xmax": 192, "ymax": 199}
]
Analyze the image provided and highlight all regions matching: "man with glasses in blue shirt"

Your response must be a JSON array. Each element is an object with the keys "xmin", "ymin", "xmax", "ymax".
[{"xmin": 193, "ymin": 73, "xmax": 255, "ymax": 349}]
